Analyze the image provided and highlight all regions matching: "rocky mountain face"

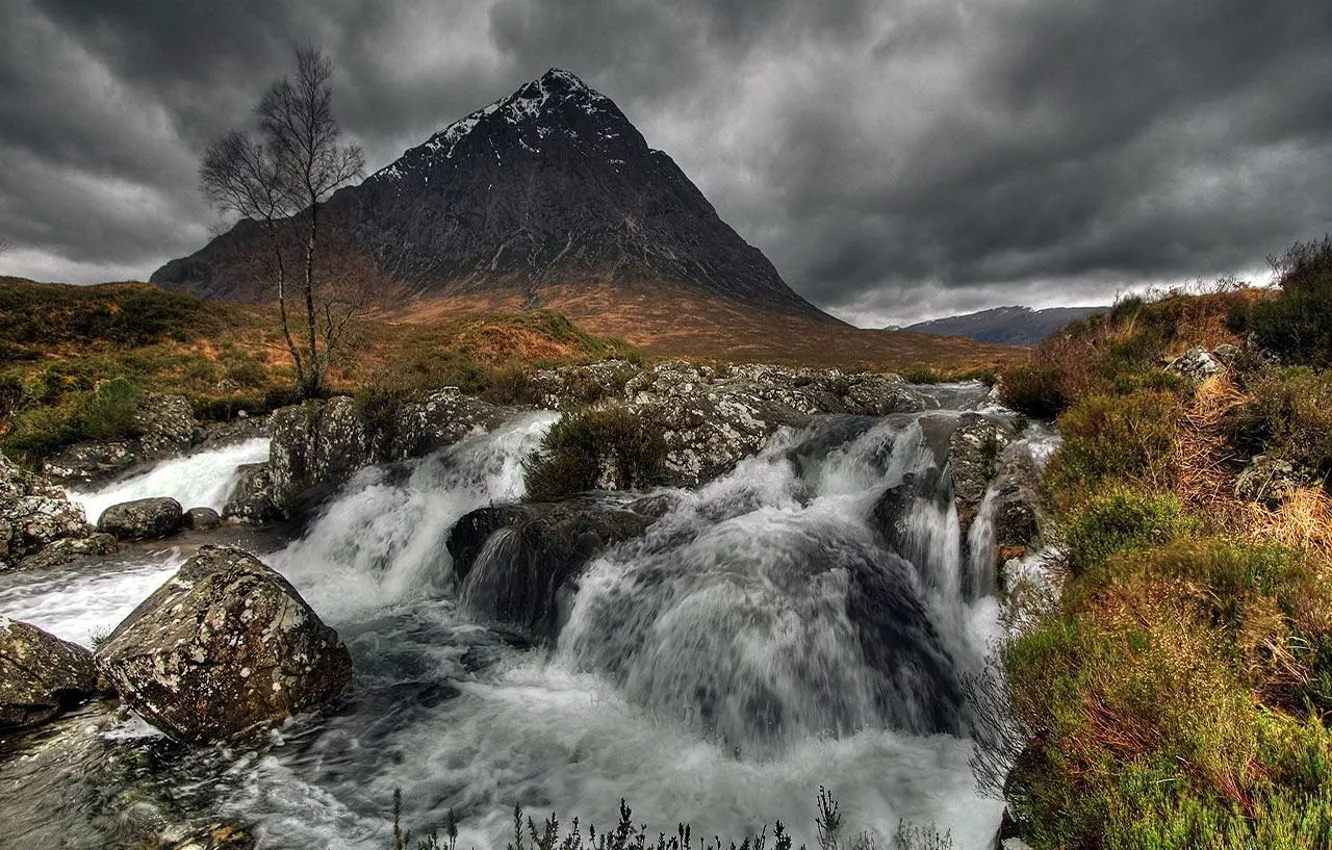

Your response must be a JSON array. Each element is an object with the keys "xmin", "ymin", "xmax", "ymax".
[
  {"xmin": 153, "ymin": 69, "xmax": 818, "ymax": 316},
  {"xmin": 903, "ymin": 305, "xmax": 1106, "ymax": 345}
]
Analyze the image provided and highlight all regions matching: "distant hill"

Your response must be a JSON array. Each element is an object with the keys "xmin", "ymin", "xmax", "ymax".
[{"xmin": 903, "ymin": 305, "xmax": 1107, "ymax": 346}]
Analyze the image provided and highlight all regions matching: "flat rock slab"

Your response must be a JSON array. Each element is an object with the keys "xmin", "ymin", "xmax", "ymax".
[
  {"xmin": 94, "ymin": 545, "xmax": 352, "ymax": 744},
  {"xmin": 0, "ymin": 617, "xmax": 99, "ymax": 730}
]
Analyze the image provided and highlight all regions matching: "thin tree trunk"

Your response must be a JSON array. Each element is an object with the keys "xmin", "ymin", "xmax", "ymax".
[
  {"xmin": 268, "ymin": 221, "xmax": 305, "ymax": 388},
  {"xmin": 303, "ymin": 201, "xmax": 321, "ymax": 397}
]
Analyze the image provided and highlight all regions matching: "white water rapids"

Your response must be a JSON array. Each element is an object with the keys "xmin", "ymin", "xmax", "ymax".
[
  {"xmin": 0, "ymin": 390, "xmax": 1027, "ymax": 850},
  {"xmin": 66, "ymin": 437, "xmax": 269, "ymax": 524}
]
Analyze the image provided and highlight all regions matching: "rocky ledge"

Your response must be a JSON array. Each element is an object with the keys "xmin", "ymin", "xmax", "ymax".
[{"xmin": 0, "ymin": 451, "xmax": 103, "ymax": 570}]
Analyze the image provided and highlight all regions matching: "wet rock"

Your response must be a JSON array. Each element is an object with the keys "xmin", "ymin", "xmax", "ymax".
[
  {"xmin": 1165, "ymin": 347, "xmax": 1221, "ymax": 382},
  {"xmin": 528, "ymin": 359, "xmax": 641, "ymax": 409},
  {"xmin": 0, "ymin": 618, "xmax": 100, "ymax": 730},
  {"xmin": 949, "ymin": 412, "xmax": 1015, "ymax": 532},
  {"xmin": 987, "ymin": 453, "xmax": 1047, "ymax": 582},
  {"xmin": 221, "ymin": 463, "xmax": 283, "ymax": 525},
  {"xmin": 94, "ymin": 545, "xmax": 352, "ymax": 744},
  {"xmin": 268, "ymin": 391, "xmax": 514, "ymax": 515},
  {"xmin": 19, "ymin": 533, "xmax": 118, "ymax": 570},
  {"xmin": 183, "ymin": 507, "xmax": 222, "ymax": 532},
  {"xmin": 44, "ymin": 393, "xmax": 199, "ymax": 487},
  {"xmin": 98, "ymin": 497, "xmax": 183, "ymax": 541},
  {"xmin": 199, "ymin": 413, "xmax": 268, "ymax": 447},
  {"xmin": 0, "ymin": 452, "xmax": 94, "ymax": 569},
  {"xmin": 1236, "ymin": 454, "xmax": 1312, "ymax": 507},
  {"xmin": 450, "ymin": 498, "xmax": 653, "ymax": 638},
  {"xmin": 621, "ymin": 360, "xmax": 927, "ymax": 487}
]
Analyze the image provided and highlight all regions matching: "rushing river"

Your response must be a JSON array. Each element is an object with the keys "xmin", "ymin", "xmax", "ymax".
[{"xmin": 0, "ymin": 388, "xmax": 1025, "ymax": 850}]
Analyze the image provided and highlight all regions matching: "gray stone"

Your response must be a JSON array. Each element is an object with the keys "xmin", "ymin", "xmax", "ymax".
[
  {"xmin": 221, "ymin": 464, "xmax": 283, "ymax": 525},
  {"xmin": 183, "ymin": 507, "xmax": 222, "ymax": 532},
  {"xmin": 98, "ymin": 497, "xmax": 183, "ymax": 541},
  {"xmin": 0, "ymin": 617, "xmax": 100, "ymax": 730},
  {"xmin": 528, "ymin": 359, "xmax": 641, "ymax": 409},
  {"xmin": 19, "ymin": 533, "xmax": 118, "ymax": 570},
  {"xmin": 1165, "ymin": 347, "xmax": 1221, "ymax": 382},
  {"xmin": 0, "ymin": 452, "xmax": 93, "ymax": 569},
  {"xmin": 949, "ymin": 412, "xmax": 1015, "ymax": 532},
  {"xmin": 44, "ymin": 393, "xmax": 199, "ymax": 487},
  {"xmin": 94, "ymin": 546, "xmax": 352, "ymax": 744},
  {"xmin": 1236, "ymin": 454, "xmax": 1311, "ymax": 507}
]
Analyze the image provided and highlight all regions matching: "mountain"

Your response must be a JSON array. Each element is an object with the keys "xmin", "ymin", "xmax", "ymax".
[
  {"xmin": 902, "ymin": 305, "xmax": 1107, "ymax": 346},
  {"xmin": 153, "ymin": 68, "xmax": 816, "ymax": 316}
]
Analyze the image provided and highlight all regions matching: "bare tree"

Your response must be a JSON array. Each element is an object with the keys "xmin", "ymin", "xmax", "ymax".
[{"xmin": 199, "ymin": 47, "xmax": 365, "ymax": 399}]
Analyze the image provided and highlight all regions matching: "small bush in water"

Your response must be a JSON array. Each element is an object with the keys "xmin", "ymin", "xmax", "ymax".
[{"xmin": 524, "ymin": 406, "xmax": 667, "ymax": 501}]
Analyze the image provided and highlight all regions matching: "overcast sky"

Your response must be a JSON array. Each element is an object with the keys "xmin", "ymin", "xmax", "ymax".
[{"xmin": 2, "ymin": 0, "xmax": 1330, "ymax": 325}]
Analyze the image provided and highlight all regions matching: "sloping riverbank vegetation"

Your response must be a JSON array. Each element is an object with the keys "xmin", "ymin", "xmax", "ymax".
[{"xmin": 993, "ymin": 239, "xmax": 1332, "ymax": 848}]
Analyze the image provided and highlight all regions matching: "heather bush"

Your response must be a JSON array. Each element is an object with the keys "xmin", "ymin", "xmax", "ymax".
[{"xmin": 524, "ymin": 406, "xmax": 667, "ymax": 501}]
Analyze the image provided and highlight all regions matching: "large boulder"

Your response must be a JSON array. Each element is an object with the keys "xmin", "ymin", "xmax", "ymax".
[
  {"xmin": 43, "ymin": 393, "xmax": 198, "ymax": 487},
  {"xmin": 222, "ymin": 463, "xmax": 284, "ymax": 524},
  {"xmin": 0, "ymin": 452, "xmax": 94, "ymax": 569},
  {"xmin": 0, "ymin": 618, "xmax": 101, "ymax": 730},
  {"xmin": 94, "ymin": 546, "xmax": 352, "ymax": 744},
  {"xmin": 449, "ymin": 498, "xmax": 653, "ymax": 639},
  {"xmin": 97, "ymin": 497, "xmax": 183, "ymax": 541},
  {"xmin": 528, "ymin": 359, "xmax": 642, "ymax": 409}
]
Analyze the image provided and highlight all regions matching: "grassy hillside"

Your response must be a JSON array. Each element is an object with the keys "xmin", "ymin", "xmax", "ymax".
[
  {"xmin": 0, "ymin": 277, "xmax": 639, "ymax": 465},
  {"xmin": 993, "ymin": 242, "xmax": 1332, "ymax": 848}
]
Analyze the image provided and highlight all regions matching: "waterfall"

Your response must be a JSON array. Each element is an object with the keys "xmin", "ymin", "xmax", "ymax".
[
  {"xmin": 67, "ymin": 437, "xmax": 269, "ymax": 524},
  {"xmin": 554, "ymin": 415, "xmax": 980, "ymax": 754}
]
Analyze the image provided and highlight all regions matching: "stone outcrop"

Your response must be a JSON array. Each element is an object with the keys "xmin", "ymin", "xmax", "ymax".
[
  {"xmin": 949, "ymin": 412, "xmax": 1017, "ymax": 532},
  {"xmin": 617, "ymin": 360, "xmax": 925, "ymax": 487},
  {"xmin": 222, "ymin": 463, "xmax": 283, "ymax": 524},
  {"xmin": 1235, "ymin": 454, "xmax": 1312, "ymax": 507},
  {"xmin": 449, "ymin": 497, "xmax": 653, "ymax": 638},
  {"xmin": 97, "ymin": 497, "xmax": 183, "ymax": 541},
  {"xmin": 0, "ymin": 452, "xmax": 94, "ymax": 569},
  {"xmin": 94, "ymin": 546, "xmax": 352, "ymax": 744},
  {"xmin": 1165, "ymin": 347, "xmax": 1221, "ymax": 382},
  {"xmin": 43, "ymin": 393, "xmax": 198, "ymax": 487},
  {"xmin": 268, "ymin": 390, "xmax": 516, "ymax": 516},
  {"xmin": 527, "ymin": 359, "xmax": 641, "ymax": 409},
  {"xmin": 19, "ymin": 533, "xmax": 118, "ymax": 570},
  {"xmin": 0, "ymin": 618, "xmax": 101, "ymax": 729}
]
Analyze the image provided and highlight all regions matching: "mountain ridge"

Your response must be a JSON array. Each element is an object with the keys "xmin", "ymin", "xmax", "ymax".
[
  {"xmin": 902, "ymin": 305, "xmax": 1107, "ymax": 346},
  {"xmin": 153, "ymin": 68, "xmax": 820, "ymax": 317}
]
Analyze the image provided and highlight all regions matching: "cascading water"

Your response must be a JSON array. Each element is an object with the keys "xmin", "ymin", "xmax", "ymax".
[
  {"xmin": 0, "ymin": 386, "xmax": 1018, "ymax": 850},
  {"xmin": 67, "ymin": 437, "xmax": 269, "ymax": 524}
]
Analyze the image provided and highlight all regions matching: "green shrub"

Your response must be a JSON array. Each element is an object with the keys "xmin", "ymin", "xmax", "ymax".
[
  {"xmin": 1242, "ymin": 237, "xmax": 1332, "ymax": 367},
  {"xmin": 80, "ymin": 377, "xmax": 144, "ymax": 440},
  {"xmin": 1231, "ymin": 367, "xmax": 1332, "ymax": 486},
  {"xmin": 1065, "ymin": 489, "xmax": 1195, "ymax": 574},
  {"xmin": 1046, "ymin": 390, "xmax": 1183, "ymax": 505},
  {"xmin": 524, "ymin": 406, "xmax": 667, "ymax": 502},
  {"xmin": 1000, "ymin": 360, "xmax": 1067, "ymax": 419}
]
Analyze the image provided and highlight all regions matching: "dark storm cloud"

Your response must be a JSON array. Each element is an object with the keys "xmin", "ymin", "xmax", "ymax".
[{"xmin": 2, "ymin": 0, "xmax": 1331, "ymax": 324}]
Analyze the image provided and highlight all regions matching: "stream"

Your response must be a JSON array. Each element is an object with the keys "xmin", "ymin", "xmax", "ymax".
[{"xmin": 0, "ymin": 387, "xmax": 1026, "ymax": 850}]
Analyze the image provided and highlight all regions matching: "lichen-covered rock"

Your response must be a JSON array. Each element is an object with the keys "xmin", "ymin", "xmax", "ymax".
[
  {"xmin": 0, "ymin": 617, "xmax": 100, "ymax": 729},
  {"xmin": 44, "ymin": 393, "xmax": 199, "ymax": 487},
  {"xmin": 1165, "ymin": 347, "xmax": 1221, "ymax": 382},
  {"xmin": 386, "ymin": 388, "xmax": 517, "ymax": 460},
  {"xmin": 949, "ymin": 412, "xmax": 1016, "ymax": 532},
  {"xmin": 222, "ymin": 464, "xmax": 283, "ymax": 524},
  {"xmin": 619, "ymin": 360, "xmax": 927, "ymax": 486},
  {"xmin": 268, "ymin": 392, "xmax": 515, "ymax": 515},
  {"xmin": 0, "ymin": 452, "xmax": 93, "ymax": 569},
  {"xmin": 98, "ymin": 497, "xmax": 183, "ymax": 541},
  {"xmin": 1236, "ymin": 454, "xmax": 1311, "ymax": 507},
  {"xmin": 528, "ymin": 359, "xmax": 642, "ymax": 409},
  {"xmin": 183, "ymin": 507, "xmax": 222, "ymax": 532},
  {"xmin": 94, "ymin": 546, "xmax": 352, "ymax": 744},
  {"xmin": 19, "ymin": 532, "xmax": 118, "ymax": 570}
]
